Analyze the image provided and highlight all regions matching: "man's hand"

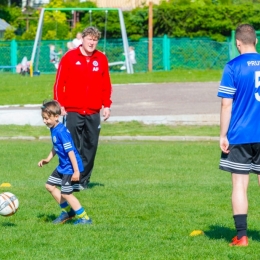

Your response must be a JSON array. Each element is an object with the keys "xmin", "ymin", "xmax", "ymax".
[
  {"xmin": 61, "ymin": 106, "xmax": 67, "ymax": 116},
  {"xmin": 220, "ymin": 136, "xmax": 230, "ymax": 154},
  {"xmin": 103, "ymin": 107, "xmax": 111, "ymax": 121}
]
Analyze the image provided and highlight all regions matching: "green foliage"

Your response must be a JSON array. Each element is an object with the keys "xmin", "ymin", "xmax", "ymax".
[
  {"xmin": 0, "ymin": 8, "xmax": 11, "ymax": 23},
  {"xmin": 81, "ymin": 10, "xmax": 121, "ymax": 39},
  {"xmin": 20, "ymin": 26, "xmax": 37, "ymax": 40},
  {"xmin": 126, "ymin": 8, "xmax": 148, "ymax": 39},
  {"xmin": 45, "ymin": 0, "xmax": 65, "ymax": 8},
  {"xmin": 3, "ymin": 27, "xmax": 16, "ymax": 40},
  {"xmin": 3, "ymin": 1, "xmax": 260, "ymax": 42},
  {"xmin": 151, "ymin": 3, "xmax": 260, "ymax": 41},
  {"xmin": 42, "ymin": 21, "xmax": 70, "ymax": 40}
]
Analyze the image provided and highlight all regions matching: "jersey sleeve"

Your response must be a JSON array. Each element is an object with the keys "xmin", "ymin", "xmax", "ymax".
[
  {"xmin": 217, "ymin": 63, "xmax": 236, "ymax": 99},
  {"xmin": 57, "ymin": 129, "xmax": 74, "ymax": 153}
]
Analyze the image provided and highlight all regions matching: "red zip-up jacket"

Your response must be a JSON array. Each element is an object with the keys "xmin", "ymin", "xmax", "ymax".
[{"xmin": 53, "ymin": 47, "xmax": 112, "ymax": 115}]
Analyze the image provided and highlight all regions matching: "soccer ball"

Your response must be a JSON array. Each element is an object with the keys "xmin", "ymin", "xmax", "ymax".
[{"xmin": 0, "ymin": 192, "xmax": 19, "ymax": 217}]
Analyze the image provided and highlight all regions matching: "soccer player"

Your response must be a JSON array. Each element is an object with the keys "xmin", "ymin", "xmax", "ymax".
[
  {"xmin": 218, "ymin": 24, "xmax": 260, "ymax": 246},
  {"xmin": 53, "ymin": 26, "xmax": 112, "ymax": 190},
  {"xmin": 38, "ymin": 100, "xmax": 92, "ymax": 225}
]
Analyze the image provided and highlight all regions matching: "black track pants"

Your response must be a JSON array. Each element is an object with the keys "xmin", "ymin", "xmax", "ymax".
[{"xmin": 65, "ymin": 112, "xmax": 101, "ymax": 186}]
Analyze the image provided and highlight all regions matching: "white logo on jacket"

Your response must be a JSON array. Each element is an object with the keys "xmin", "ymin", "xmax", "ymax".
[
  {"xmin": 76, "ymin": 61, "xmax": 81, "ymax": 65},
  {"xmin": 93, "ymin": 61, "xmax": 98, "ymax": 66}
]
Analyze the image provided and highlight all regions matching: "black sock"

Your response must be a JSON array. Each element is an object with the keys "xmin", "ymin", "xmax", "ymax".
[{"xmin": 233, "ymin": 214, "xmax": 247, "ymax": 239}]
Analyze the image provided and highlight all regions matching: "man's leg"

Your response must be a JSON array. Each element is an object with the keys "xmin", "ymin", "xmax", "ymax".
[
  {"xmin": 230, "ymin": 173, "xmax": 249, "ymax": 246},
  {"xmin": 65, "ymin": 112, "xmax": 84, "ymax": 151},
  {"xmin": 81, "ymin": 113, "xmax": 101, "ymax": 186}
]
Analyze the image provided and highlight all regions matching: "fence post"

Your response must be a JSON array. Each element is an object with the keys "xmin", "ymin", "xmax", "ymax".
[
  {"xmin": 163, "ymin": 35, "xmax": 170, "ymax": 71},
  {"xmin": 230, "ymin": 30, "xmax": 239, "ymax": 60},
  {"xmin": 11, "ymin": 39, "xmax": 17, "ymax": 73}
]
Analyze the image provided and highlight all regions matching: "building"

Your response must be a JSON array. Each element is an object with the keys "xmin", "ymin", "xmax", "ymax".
[
  {"xmin": 88, "ymin": 0, "xmax": 162, "ymax": 9},
  {"xmin": 0, "ymin": 19, "xmax": 12, "ymax": 39},
  {"xmin": 22, "ymin": 0, "xmax": 162, "ymax": 10}
]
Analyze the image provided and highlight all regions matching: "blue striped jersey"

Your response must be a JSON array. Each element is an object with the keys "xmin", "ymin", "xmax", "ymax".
[
  {"xmin": 218, "ymin": 53, "xmax": 260, "ymax": 144},
  {"xmin": 50, "ymin": 122, "xmax": 83, "ymax": 174}
]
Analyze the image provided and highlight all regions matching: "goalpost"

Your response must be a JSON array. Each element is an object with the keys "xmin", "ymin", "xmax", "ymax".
[{"xmin": 30, "ymin": 7, "xmax": 134, "ymax": 75}]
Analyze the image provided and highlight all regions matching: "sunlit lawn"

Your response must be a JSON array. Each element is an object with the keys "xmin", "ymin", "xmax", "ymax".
[{"xmin": 1, "ymin": 140, "xmax": 260, "ymax": 259}]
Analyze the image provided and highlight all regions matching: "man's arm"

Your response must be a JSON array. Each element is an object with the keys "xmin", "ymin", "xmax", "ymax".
[
  {"xmin": 220, "ymin": 97, "xmax": 232, "ymax": 153},
  {"xmin": 102, "ymin": 55, "xmax": 112, "ymax": 121}
]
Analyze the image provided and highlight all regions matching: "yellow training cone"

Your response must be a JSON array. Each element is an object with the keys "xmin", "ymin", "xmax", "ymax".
[
  {"xmin": 0, "ymin": 183, "xmax": 12, "ymax": 187},
  {"xmin": 190, "ymin": 230, "xmax": 204, "ymax": 236}
]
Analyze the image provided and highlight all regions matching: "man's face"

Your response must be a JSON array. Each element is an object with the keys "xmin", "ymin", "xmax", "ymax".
[{"xmin": 82, "ymin": 35, "xmax": 98, "ymax": 55}]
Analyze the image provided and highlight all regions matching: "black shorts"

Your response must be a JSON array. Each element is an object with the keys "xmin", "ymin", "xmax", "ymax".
[
  {"xmin": 219, "ymin": 143, "xmax": 260, "ymax": 174},
  {"xmin": 46, "ymin": 169, "xmax": 83, "ymax": 194}
]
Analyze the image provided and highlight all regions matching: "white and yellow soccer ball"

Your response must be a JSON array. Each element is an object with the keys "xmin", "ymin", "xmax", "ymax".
[{"xmin": 0, "ymin": 192, "xmax": 19, "ymax": 217}]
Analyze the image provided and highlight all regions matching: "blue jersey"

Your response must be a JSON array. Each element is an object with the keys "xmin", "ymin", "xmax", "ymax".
[
  {"xmin": 218, "ymin": 53, "xmax": 260, "ymax": 144},
  {"xmin": 50, "ymin": 122, "xmax": 84, "ymax": 174}
]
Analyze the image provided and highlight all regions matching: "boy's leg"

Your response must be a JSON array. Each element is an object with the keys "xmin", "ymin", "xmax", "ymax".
[
  {"xmin": 46, "ymin": 170, "xmax": 75, "ymax": 224},
  {"xmin": 45, "ymin": 183, "xmax": 64, "ymax": 204},
  {"xmin": 60, "ymin": 175, "xmax": 92, "ymax": 225}
]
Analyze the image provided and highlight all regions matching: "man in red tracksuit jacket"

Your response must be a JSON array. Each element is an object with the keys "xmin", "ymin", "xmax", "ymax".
[{"xmin": 53, "ymin": 26, "xmax": 112, "ymax": 190}]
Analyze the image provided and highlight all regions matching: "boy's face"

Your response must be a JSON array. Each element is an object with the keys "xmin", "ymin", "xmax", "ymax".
[{"xmin": 42, "ymin": 112, "xmax": 59, "ymax": 128}]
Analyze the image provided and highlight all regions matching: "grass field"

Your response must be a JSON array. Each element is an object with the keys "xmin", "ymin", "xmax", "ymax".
[
  {"xmin": 3, "ymin": 70, "xmax": 257, "ymax": 259},
  {"xmin": 0, "ymin": 70, "xmax": 222, "ymax": 105},
  {"xmin": 1, "ymin": 140, "xmax": 260, "ymax": 259},
  {"xmin": 0, "ymin": 122, "xmax": 219, "ymax": 138}
]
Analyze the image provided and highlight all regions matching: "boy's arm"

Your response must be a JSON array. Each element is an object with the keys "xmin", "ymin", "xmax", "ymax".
[
  {"xmin": 68, "ymin": 150, "xmax": 80, "ymax": 181},
  {"xmin": 38, "ymin": 147, "xmax": 56, "ymax": 167}
]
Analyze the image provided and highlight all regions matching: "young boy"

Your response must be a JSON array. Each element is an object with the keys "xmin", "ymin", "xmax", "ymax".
[{"xmin": 38, "ymin": 100, "xmax": 92, "ymax": 225}]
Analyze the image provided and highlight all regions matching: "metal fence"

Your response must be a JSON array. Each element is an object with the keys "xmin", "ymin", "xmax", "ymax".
[{"xmin": 0, "ymin": 36, "xmax": 231, "ymax": 74}]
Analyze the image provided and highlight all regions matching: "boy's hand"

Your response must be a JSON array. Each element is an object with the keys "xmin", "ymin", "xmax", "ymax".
[
  {"xmin": 38, "ymin": 159, "xmax": 50, "ymax": 167},
  {"xmin": 71, "ymin": 171, "xmax": 80, "ymax": 181}
]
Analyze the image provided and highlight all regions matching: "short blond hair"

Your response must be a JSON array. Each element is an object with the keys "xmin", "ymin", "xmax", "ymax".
[{"xmin": 82, "ymin": 26, "xmax": 101, "ymax": 40}]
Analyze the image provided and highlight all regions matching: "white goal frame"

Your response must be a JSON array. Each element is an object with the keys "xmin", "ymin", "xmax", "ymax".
[{"xmin": 30, "ymin": 7, "xmax": 133, "ymax": 75}]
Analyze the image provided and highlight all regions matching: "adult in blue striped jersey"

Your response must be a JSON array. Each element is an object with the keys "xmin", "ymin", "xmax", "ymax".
[
  {"xmin": 217, "ymin": 24, "xmax": 260, "ymax": 247},
  {"xmin": 38, "ymin": 100, "xmax": 92, "ymax": 225}
]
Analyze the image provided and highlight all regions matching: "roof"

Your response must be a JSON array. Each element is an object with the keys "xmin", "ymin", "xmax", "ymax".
[{"xmin": 0, "ymin": 19, "xmax": 12, "ymax": 31}]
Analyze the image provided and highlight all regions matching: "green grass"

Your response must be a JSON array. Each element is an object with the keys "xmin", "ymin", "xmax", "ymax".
[
  {"xmin": 0, "ymin": 122, "xmax": 219, "ymax": 137},
  {"xmin": 0, "ymin": 70, "xmax": 222, "ymax": 105},
  {"xmin": 1, "ymin": 140, "xmax": 260, "ymax": 259}
]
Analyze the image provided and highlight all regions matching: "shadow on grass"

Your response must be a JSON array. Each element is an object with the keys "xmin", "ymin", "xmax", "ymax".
[
  {"xmin": 1, "ymin": 222, "xmax": 16, "ymax": 227},
  {"xmin": 37, "ymin": 213, "xmax": 58, "ymax": 223},
  {"xmin": 87, "ymin": 182, "xmax": 105, "ymax": 189},
  {"xmin": 205, "ymin": 225, "xmax": 260, "ymax": 242}
]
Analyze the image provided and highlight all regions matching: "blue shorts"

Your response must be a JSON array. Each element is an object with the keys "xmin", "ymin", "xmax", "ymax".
[
  {"xmin": 219, "ymin": 143, "xmax": 260, "ymax": 174},
  {"xmin": 46, "ymin": 169, "xmax": 82, "ymax": 194}
]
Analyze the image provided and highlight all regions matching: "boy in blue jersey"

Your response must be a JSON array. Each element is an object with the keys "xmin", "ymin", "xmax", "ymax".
[
  {"xmin": 38, "ymin": 100, "xmax": 92, "ymax": 225},
  {"xmin": 218, "ymin": 24, "xmax": 260, "ymax": 246}
]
